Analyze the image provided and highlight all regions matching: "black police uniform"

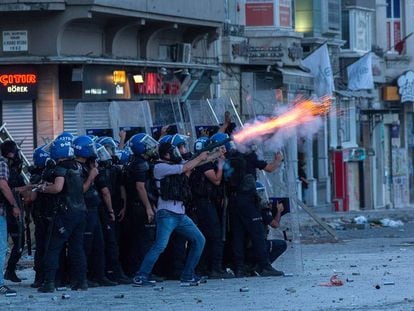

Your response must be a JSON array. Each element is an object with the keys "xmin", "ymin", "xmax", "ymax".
[
  {"xmin": 80, "ymin": 162, "xmax": 107, "ymax": 283},
  {"xmin": 227, "ymin": 151, "xmax": 270, "ymax": 275},
  {"xmin": 191, "ymin": 162, "xmax": 224, "ymax": 275},
  {"xmin": 31, "ymin": 165, "xmax": 68, "ymax": 287},
  {"xmin": 98, "ymin": 163, "xmax": 129, "ymax": 282},
  {"xmin": 41, "ymin": 160, "xmax": 87, "ymax": 290},
  {"xmin": 121, "ymin": 156, "xmax": 155, "ymax": 277}
]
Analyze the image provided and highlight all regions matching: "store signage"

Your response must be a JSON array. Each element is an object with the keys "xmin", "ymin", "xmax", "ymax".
[
  {"xmin": 82, "ymin": 66, "xmax": 128, "ymax": 99},
  {"xmin": 248, "ymin": 45, "xmax": 283, "ymax": 59},
  {"xmin": 134, "ymin": 73, "xmax": 182, "ymax": 96},
  {"xmin": 397, "ymin": 71, "xmax": 414, "ymax": 103},
  {"xmin": 0, "ymin": 68, "xmax": 37, "ymax": 100},
  {"xmin": 279, "ymin": 0, "xmax": 291, "ymax": 27},
  {"xmin": 245, "ymin": 1, "xmax": 274, "ymax": 27},
  {"xmin": 2, "ymin": 30, "xmax": 28, "ymax": 52}
]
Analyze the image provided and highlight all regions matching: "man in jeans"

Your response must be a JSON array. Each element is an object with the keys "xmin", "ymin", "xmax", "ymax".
[
  {"xmin": 133, "ymin": 142, "xmax": 208, "ymax": 287},
  {"xmin": 0, "ymin": 143, "xmax": 21, "ymax": 296}
]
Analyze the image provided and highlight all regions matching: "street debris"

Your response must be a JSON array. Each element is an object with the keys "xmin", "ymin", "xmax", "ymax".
[
  {"xmin": 380, "ymin": 218, "xmax": 404, "ymax": 227},
  {"xmin": 354, "ymin": 216, "xmax": 368, "ymax": 225},
  {"xmin": 285, "ymin": 287, "xmax": 296, "ymax": 293},
  {"xmin": 319, "ymin": 275, "xmax": 344, "ymax": 287}
]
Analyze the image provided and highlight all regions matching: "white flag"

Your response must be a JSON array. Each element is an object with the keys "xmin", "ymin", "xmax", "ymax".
[
  {"xmin": 302, "ymin": 43, "xmax": 335, "ymax": 97},
  {"xmin": 347, "ymin": 53, "xmax": 374, "ymax": 91}
]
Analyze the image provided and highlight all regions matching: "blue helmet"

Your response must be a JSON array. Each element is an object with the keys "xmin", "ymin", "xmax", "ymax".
[
  {"xmin": 55, "ymin": 131, "xmax": 74, "ymax": 143},
  {"xmin": 73, "ymin": 135, "xmax": 98, "ymax": 158},
  {"xmin": 194, "ymin": 136, "xmax": 211, "ymax": 153},
  {"xmin": 158, "ymin": 135, "xmax": 172, "ymax": 144},
  {"xmin": 96, "ymin": 136, "xmax": 118, "ymax": 156},
  {"xmin": 210, "ymin": 132, "xmax": 234, "ymax": 152},
  {"xmin": 50, "ymin": 140, "xmax": 74, "ymax": 161},
  {"xmin": 128, "ymin": 133, "xmax": 159, "ymax": 157},
  {"xmin": 33, "ymin": 144, "xmax": 50, "ymax": 168},
  {"xmin": 170, "ymin": 134, "xmax": 188, "ymax": 148},
  {"xmin": 115, "ymin": 149, "xmax": 131, "ymax": 165}
]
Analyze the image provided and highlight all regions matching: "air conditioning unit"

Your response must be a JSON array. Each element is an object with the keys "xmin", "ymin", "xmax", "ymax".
[{"xmin": 174, "ymin": 43, "xmax": 192, "ymax": 63}]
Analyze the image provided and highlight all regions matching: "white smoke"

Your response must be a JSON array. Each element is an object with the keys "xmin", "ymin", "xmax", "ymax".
[{"xmin": 233, "ymin": 100, "xmax": 326, "ymax": 153}]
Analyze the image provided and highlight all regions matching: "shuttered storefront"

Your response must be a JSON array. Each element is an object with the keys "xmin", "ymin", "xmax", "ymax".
[
  {"xmin": 63, "ymin": 101, "xmax": 78, "ymax": 135},
  {"xmin": 1, "ymin": 100, "xmax": 35, "ymax": 161}
]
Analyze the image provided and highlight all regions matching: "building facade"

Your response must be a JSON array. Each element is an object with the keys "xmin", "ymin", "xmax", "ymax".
[{"xmin": 0, "ymin": 0, "xmax": 224, "ymax": 156}]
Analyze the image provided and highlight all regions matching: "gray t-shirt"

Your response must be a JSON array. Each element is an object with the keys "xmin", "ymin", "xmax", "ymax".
[{"xmin": 154, "ymin": 162, "xmax": 185, "ymax": 214}]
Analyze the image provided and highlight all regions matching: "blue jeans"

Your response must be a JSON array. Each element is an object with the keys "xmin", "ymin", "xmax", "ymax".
[
  {"xmin": 138, "ymin": 209, "xmax": 205, "ymax": 280},
  {"xmin": 0, "ymin": 215, "xmax": 7, "ymax": 286}
]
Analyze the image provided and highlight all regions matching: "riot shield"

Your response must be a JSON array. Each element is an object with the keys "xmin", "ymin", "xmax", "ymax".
[
  {"xmin": 76, "ymin": 102, "xmax": 112, "ymax": 137},
  {"xmin": 148, "ymin": 98, "xmax": 186, "ymax": 141},
  {"xmin": 109, "ymin": 101, "xmax": 153, "ymax": 140},
  {"xmin": 76, "ymin": 101, "xmax": 153, "ymax": 143}
]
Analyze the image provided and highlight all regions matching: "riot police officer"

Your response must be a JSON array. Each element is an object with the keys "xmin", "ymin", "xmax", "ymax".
[
  {"xmin": 38, "ymin": 138, "xmax": 88, "ymax": 292},
  {"xmin": 73, "ymin": 136, "xmax": 116, "ymax": 287},
  {"xmin": 211, "ymin": 133, "xmax": 284, "ymax": 277},
  {"xmin": 95, "ymin": 141, "xmax": 131, "ymax": 284},
  {"xmin": 190, "ymin": 136, "xmax": 232, "ymax": 279},
  {"xmin": 29, "ymin": 145, "xmax": 53, "ymax": 288},
  {"xmin": 121, "ymin": 133, "xmax": 158, "ymax": 277}
]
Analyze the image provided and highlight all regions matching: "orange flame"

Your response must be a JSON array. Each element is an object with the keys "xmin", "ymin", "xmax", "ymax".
[{"xmin": 233, "ymin": 97, "xmax": 332, "ymax": 144}]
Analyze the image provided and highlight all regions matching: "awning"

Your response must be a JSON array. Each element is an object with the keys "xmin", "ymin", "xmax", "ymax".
[
  {"xmin": 275, "ymin": 67, "xmax": 314, "ymax": 89},
  {"xmin": 335, "ymin": 90, "xmax": 376, "ymax": 99}
]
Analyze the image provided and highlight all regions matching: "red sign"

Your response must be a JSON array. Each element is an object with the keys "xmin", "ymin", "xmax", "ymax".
[
  {"xmin": 279, "ymin": 5, "xmax": 291, "ymax": 27},
  {"xmin": 134, "ymin": 73, "xmax": 181, "ymax": 96},
  {"xmin": 0, "ymin": 73, "xmax": 36, "ymax": 86},
  {"xmin": 246, "ymin": 2, "xmax": 274, "ymax": 26},
  {"xmin": 0, "ymin": 67, "xmax": 37, "ymax": 100}
]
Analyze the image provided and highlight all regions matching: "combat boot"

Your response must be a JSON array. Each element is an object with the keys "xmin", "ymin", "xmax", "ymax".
[
  {"xmin": 4, "ymin": 269, "xmax": 21, "ymax": 283},
  {"xmin": 38, "ymin": 281, "xmax": 55, "ymax": 293},
  {"xmin": 71, "ymin": 279, "xmax": 88, "ymax": 291}
]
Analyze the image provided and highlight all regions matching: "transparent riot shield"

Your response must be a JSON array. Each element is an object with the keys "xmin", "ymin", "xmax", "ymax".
[
  {"xmin": 76, "ymin": 102, "xmax": 112, "ymax": 137},
  {"xmin": 147, "ymin": 98, "xmax": 186, "ymax": 141},
  {"xmin": 209, "ymin": 96, "xmax": 304, "ymax": 276},
  {"xmin": 109, "ymin": 101, "xmax": 153, "ymax": 141},
  {"xmin": 183, "ymin": 99, "xmax": 221, "ymax": 151}
]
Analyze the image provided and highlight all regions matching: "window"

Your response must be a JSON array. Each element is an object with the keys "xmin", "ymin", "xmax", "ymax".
[
  {"xmin": 341, "ymin": 9, "xmax": 373, "ymax": 52},
  {"xmin": 386, "ymin": 0, "xmax": 402, "ymax": 51}
]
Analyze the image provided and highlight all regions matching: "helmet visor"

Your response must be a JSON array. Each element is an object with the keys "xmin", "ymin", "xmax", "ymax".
[
  {"xmin": 97, "ymin": 145, "xmax": 112, "ymax": 162},
  {"xmin": 140, "ymin": 134, "xmax": 159, "ymax": 149}
]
